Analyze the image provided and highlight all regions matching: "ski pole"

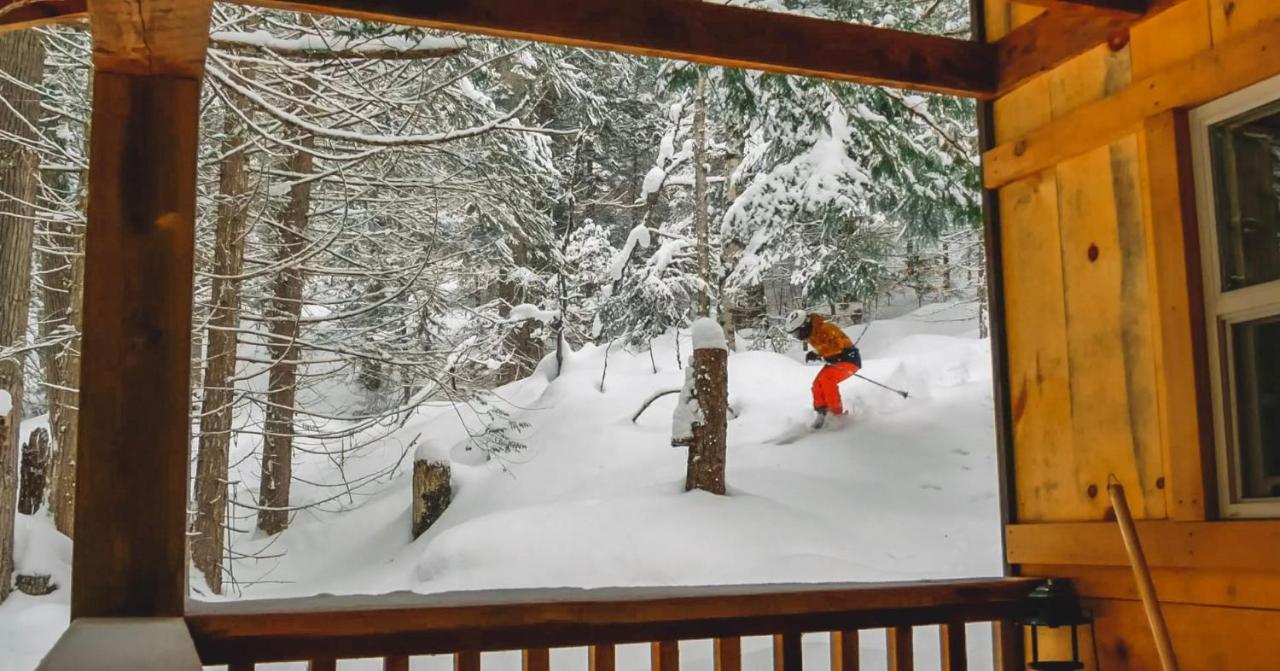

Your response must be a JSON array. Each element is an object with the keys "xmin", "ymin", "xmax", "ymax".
[{"xmin": 854, "ymin": 373, "xmax": 909, "ymax": 399}]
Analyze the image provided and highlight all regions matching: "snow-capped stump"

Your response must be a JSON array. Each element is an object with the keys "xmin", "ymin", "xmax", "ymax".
[
  {"xmin": 673, "ymin": 318, "xmax": 729, "ymax": 495},
  {"xmin": 412, "ymin": 442, "xmax": 452, "ymax": 539}
]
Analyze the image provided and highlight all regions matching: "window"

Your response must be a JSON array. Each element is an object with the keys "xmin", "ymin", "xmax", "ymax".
[{"xmin": 1192, "ymin": 75, "xmax": 1280, "ymax": 518}]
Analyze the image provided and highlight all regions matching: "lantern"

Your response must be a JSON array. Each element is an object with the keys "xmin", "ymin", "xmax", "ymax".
[{"xmin": 1018, "ymin": 579, "xmax": 1095, "ymax": 671}]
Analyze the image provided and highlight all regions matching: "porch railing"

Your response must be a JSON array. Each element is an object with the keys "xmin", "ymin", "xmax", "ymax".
[{"xmin": 38, "ymin": 577, "xmax": 1039, "ymax": 671}]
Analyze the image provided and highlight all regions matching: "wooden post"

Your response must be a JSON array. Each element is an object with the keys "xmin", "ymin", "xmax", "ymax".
[
  {"xmin": 455, "ymin": 651, "xmax": 481, "ymax": 671},
  {"xmin": 413, "ymin": 457, "xmax": 452, "ymax": 538},
  {"xmin": 522, "ymin": 648, "xmax": 550, "ymax": 671},
  {"xmin": 714, "ymin": 637, "xmax": 741, "ymax": 671},
  {"xmin": 886, "ymin": 627, "xmax": 913, "ymax": 671},
  {"xmin": 674, "ymin": 319, "xmax": 728, "ymax": 494},
  {"xmin": 939, "ymin": 624, "xmax": 967, "ymax": 671},
  {"xmin": 590, "ymin": 645, "xmax": 616, "ymax": 671},
  {"xmin": 830, "ymin": 631, "xmax": 859, "ymax": 671},
  {"xmin": 651, "ymin": 640, "xmax": 680, "ymax": 671},
  {"xmin": 71, "ymin": 0, "xmax": 213, "ymax": 619},
  {"xmin": 773, "ymin": 633, "xmax": 802, "ymax": 671},
  {"xmin": 18, "ymin": 427, "xmax": 49, "ymax": 515}
]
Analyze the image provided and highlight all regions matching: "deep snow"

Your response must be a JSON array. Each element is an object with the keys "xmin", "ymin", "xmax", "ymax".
[{"xmin": 0, "ymin": 301, "xmax": 1002, "ymax": 670}]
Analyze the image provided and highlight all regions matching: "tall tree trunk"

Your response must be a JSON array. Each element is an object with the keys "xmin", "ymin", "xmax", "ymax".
[
  {"xmin": 40, "ymin": 168, "xmax": 85, "ymax": 539},
  {"xmin": 0, "ymin": 31, "xmax": 43, "ymax": 604},
  {"xmin": 693, "ymin": 68, "xmax": 711, "ymax": 318},
  {"xmin": 257, "ymin": 134, "xmax": 313, "ymax": 535},
  {"xmin": 718, "ymin": 141, "xmax": 744, "ymax": 351},
  {"xmin": 192, "ymin": 90, "xmax": 253, "ymax": 590}
]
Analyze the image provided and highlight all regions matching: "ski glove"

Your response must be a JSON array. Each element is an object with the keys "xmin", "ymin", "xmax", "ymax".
[{"xmin": 805, "ymin": 350, "xmax": 821, "ymax": 363}]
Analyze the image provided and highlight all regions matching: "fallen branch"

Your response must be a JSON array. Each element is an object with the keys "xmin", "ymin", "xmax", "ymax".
[{"xmin": 632, "ymin": 388, "xmax": 680, "ymax": 423}]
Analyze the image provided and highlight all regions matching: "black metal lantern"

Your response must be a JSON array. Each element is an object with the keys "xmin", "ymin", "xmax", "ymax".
[{"xmin": 1018, "ymin": 579, "xmax": 1095, "ymax": 671}]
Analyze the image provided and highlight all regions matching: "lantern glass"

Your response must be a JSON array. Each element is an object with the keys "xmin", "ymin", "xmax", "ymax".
[{"xmin": 1019, "ymin": 579, "xmax": 1091, "ymax": 671}]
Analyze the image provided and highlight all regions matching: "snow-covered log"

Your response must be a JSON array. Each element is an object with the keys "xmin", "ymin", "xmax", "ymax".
[
  {"xmin": 673, "ymin": 318, "xmax": 729, "ymax": 495},
  {"xmin": 412, "ymin": 443, "xmax": 452, "ymax": 539}
]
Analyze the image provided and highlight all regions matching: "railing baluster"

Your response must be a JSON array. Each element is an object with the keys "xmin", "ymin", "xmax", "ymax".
[
  {"xmin": 455, "ymin": 651, "xmax": 481, "ymax": 671},
  {"xmin": 309, "ymin": 660, "xmax": 337, "ymax": 671},
  {"xmin": 523, "ymin": 648, "xmax": 551, "ymax": 671},
  {"xmin": 939, "ymin": 624, "xmax": 966, "ymax": 671},
  {"xmin": 715, "ymin": 637, "xmax": 742, "ymax": 671},
  {"xmin": 830, "ymin": 631, "xmax": 859, "ymax": 671},
  {"xmin": 590, "ymin": 645, "xmax": 616, "ymax": 671},
  {"xmin": 992, "ymin": 621, "xmax": 1023, "ymax": 671},
  {"xmin": 886, "ymin": 628, "xmax": 913, "ymax": 671},
  {"xmin": 384, "ymin": 655, "xmax": 410, "ymax": 671},
  {"xmin": 651, "ymin": 640, "xmax": 680, "ymax": 671},
  {"xmin": 773, "ymin": 633, "xmax": 803, "ymax": 671}
]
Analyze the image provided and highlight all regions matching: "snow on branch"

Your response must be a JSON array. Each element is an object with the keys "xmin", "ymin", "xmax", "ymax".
[
  {"xmin": 211, "ymin": 30, "xmax": 467, "ymax": 60},
  {"xmin": 507, "ymin": 304, "xmax": 559, "ymax": 324},
  {"xmin": 208, "ymin": 64, "xmax": 534, "ymax": 148}
]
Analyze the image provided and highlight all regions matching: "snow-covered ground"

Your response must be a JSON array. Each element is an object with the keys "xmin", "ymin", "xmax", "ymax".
[{"xmin": 0, "ymin": 301, "xmax": 1002, "ymax": 671}]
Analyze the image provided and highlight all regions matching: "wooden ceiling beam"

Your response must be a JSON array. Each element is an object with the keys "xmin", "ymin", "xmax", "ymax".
[
  {"xmin": 996, "ymin": 4, "xmax": 1134, "ymax": 94},
  {"xmin": 247, "ymin": 0, "xmax": 997, "ymax": 98},
  {"xmin": 2, "ymin": 0, "xmax": 995, "ymax": 97}
]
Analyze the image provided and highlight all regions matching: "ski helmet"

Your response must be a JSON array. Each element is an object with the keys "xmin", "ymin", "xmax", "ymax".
[{"xmin": 784, "ymin": 309, "xmax": 808, "ymax": 333}]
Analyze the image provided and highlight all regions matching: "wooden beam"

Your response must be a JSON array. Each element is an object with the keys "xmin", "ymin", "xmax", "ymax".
[
  {"xmin": 70, "ymin": 0, "xmax": 211, "ymax": 619},
  {"xmin": 985, "ymin": 14, "xmax": 1280, "ymax": 188},
  {"xmin": 0, "ymin": 0, "xmax": 86, "ymax": 31},
  {"xmin": 247, "ymin": 0, "xmax": 995, "ymax": 97},
  {"xmin": 1006, "ymin": 520, "xmax": 1280, "ymax": 571},
  {"xmin": 185, "ymin": 579, "xmax": 1040, "ymax": 665},
  {"xmin": 1013, "ymin": 0, "xmax": 1147, "ymax": 15},
  {"xmin": 996, "ymin": 5, "xmax": 1133, "ymax": 94}
]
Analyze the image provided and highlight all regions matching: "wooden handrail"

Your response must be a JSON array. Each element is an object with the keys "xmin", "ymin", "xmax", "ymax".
[{"xmin": 185, "ymin": 578, "xmax": 1040, "ymax": 665}]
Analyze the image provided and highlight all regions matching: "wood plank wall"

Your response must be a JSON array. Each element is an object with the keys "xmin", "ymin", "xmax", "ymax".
[{"xmin": 983, "ymin": 0, "xmax": 1280, "ymax": 668}]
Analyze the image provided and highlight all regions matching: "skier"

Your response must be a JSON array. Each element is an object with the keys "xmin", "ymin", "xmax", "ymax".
[{"xmin": 784, "ymin": 310, "xmax": 862, "ymax": 428}]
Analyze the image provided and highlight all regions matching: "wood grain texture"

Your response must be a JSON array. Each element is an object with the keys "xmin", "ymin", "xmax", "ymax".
[
  {"xmin": 1208, "ymin": 0, "xmax": 1280, "ymax": 42},
  {"xmin": 985, "ymin": 14, "xmax": 1280, "ymax": 188},
  {"xmin": 251, "ymin": 0, "xmax": 994, "ymax": 97},
  {"xmin": 714, "ymin": 638, "xmax": 741, "ymax": 671},
  {"xmin": 71, "ymin": 70, "xmax": 201, "ymax": 620},
  {"xmin": 0, "ymin": 0, "xmax": 85, "ymax": 31},
  {"xmin": 1087, "ymin": 598, "xmax": 1280, "ymax": 670},
  {"xmin": 185, "ymin": 579, "xmax": 1039, "ymax": 665},
  {"xmin": 1015, "ymin": 0, "xmax": 1147, "ymax": 14},
  {"xmin": 1021, "ymin": 563, "xmax": 1280, "ymax": 610},
  {"xmin": 1129, "ymin": 0, "xmax": 1210, "ymax": 79},
  {"xmin": 35, "ymin": 618, "xmax": 202, "ymax": 671},
  {"xmin": 997, "ymin": 5, "xmax": 1134, "ymax": 93},
  {"xmin": 1138, "ymin": 111, "xmax": 1213, "ymax": 520},
  {"xmin": 87, "ymin": 0, "xmax": 212, "ymax": 76},
  {"xmin": 523, "ymin": 648, "xmax": 550, "ymax": 671},
  {"xmin": 455, "ymin": 651, "xmax": 481, "ymax": 671},
  {"xmin": 1007, "ymin": 520, "xmax": 1280, "ymax": 570}
]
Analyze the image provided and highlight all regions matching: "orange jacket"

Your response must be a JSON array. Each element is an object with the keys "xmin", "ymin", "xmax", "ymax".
[{"xmin": 805, "ymin": 314, "xmax": 853, "ymax": 359}]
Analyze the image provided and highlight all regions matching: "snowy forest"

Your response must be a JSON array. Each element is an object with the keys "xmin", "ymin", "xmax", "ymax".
[{"xmin": 0, "ymin": 1, "xmax": 1000, "ymax": 666}]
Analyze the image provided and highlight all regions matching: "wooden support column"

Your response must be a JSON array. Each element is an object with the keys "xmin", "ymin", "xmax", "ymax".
[{"xmin": 71, "ymin": 0, "xmax": 213, "ymax": 619}]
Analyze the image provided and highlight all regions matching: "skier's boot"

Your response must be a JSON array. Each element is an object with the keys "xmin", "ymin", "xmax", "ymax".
[{"xmin": 810, "ymin": 407, "xmax": 828, "ymax": 430}]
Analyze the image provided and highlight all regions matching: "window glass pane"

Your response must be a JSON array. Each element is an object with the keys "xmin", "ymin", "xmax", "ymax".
[
  {"xmin": 1231, "ymin": 314, "xmax": 1280, "ymax": 499},
  {"xmin": 1209, "ymin": 102, "xmax": 1280, "ymax": 291}
]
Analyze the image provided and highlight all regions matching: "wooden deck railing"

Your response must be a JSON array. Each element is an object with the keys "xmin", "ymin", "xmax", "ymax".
[{"xmin": 173, "ymin": 578, "xmax": 1039, "ymax": 671}]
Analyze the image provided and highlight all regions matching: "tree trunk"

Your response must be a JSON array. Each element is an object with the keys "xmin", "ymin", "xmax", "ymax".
[
  {"xmin": 677, "ymin": 343, "xmax": 728, "ymax": 495},
  {"xmin": 0, "ymin": 30, "xmax": 44, "ymax": 605},
  {"xmin": 412, "ymin": 458, "xmax": 451, "ymax": 538},
  {"xmin": 693, "ymin": 68, "xmax": 711, "ymax": 318},
  {"xmin": 40, "ymin": 168, "xmax": 85, "ymax": 539},
  {"xmin": 191, "ymin": 87, "xmax": 254, "ymax": 591},
  {"xmin": 18, "ymin": 427, "xmax": 49, "ymax": 515},
  {"xmin": 719, "ymin": 142, "xmax": 744, "ymax": 351},
  {"xmin": 257, "ymin": 134, "xmax": 313, "ymax": 535}
]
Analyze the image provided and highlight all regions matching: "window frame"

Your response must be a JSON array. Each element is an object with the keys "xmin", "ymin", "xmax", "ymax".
[{"xmin": 1190, "ymin": 74, "xmax": 1280, "ymax": 518}]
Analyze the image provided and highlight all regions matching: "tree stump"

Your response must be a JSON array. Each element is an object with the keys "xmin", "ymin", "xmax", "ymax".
[
  {"xmin": 18, "ymin": 427, "xmax": 49, "ymax": 515},
  {"xmin": 673, "ymin": 319, "xmax": 729, "ymax": 495},
  {"xmin": 16, "ymin": 573, "xmax": 54, "ymax": 596},
  {"xmin": 412, "ymin": 458, "xmax": 451, "ymax": 539}
]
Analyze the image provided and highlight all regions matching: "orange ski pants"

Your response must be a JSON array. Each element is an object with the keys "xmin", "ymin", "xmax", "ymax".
[{"xmin": 812, "ymin": 361, "xmax": 860, "ymax": 414}]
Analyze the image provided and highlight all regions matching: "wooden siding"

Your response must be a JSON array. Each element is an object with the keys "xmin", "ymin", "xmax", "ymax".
[{"xmin": 988, "ymin": 0, "xmax": 1280, "ymax": 667}]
